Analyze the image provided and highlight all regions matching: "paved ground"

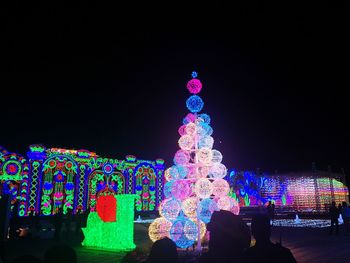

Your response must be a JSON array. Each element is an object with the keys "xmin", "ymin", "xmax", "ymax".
[{"xmin": 1, "ymin": 223, "xmax": 350, "ymax": 262}]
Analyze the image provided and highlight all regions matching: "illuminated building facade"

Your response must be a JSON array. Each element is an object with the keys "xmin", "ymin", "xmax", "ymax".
[
  {"xmin": 227, "ymin": 169, "xmax": 349, "ymax": 212},
  {"xmin": 0, "ymin": 145, "xmax": 165, "ymax": 216}
]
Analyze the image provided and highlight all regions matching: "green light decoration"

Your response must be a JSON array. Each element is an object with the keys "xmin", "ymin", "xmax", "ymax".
[
  {"xmin": 82, "ymin": 194, "xmax": 137, "ymax": 251},
  {"xmin": 282, "ymin": 194, "xmax": 287, "ymax": 205}
]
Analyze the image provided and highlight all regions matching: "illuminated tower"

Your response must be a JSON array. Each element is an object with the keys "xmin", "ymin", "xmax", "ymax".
[{"xmin": 148, "ymin": 72, "xmax": 240, "ymax": 249}]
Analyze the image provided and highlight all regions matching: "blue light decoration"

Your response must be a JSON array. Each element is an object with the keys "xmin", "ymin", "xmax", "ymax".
[
  {"xmin": 186, "ymin": 95, "xmax": 204, "ymax": 113},
  {"xmin": 191, "ymin": 71, "xmax": 198, "ymax": 78},
  {"xmin": 170, "ymin": 215, "xmax": 198, "ymax": 248}
]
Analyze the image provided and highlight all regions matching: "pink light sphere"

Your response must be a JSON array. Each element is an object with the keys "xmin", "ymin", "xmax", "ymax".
[{"xmin": 187, "ymin": 79, "xmax": 202, "ymax": 94}]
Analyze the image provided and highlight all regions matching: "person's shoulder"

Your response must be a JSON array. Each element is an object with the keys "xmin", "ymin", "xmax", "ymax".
[{"xmin": 273, "ymin": 243, "xmax": 297, "ymax": 262}]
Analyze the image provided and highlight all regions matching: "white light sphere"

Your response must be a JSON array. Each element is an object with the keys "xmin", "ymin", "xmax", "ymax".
[
  {"xmin": 185, "ymin": 122, "xmax": 197, "ymax": 136},
  {"xmin": 217, "ymin": 196, "xmax": 234, "ymax": 211},
  {"xmin": 199, "ymin": 136, "xmax": 214, "ymax": 149},
  {"xmin": 194, "ymin": 178, "xmax": 213, "ymax": 199},
  {"xmin": 209, "ymin": 163, "xmax": 227, "ymax": 179},
  {"xmin": 197, "ymin": 166, "xmax": 209, "ymax": 179},
  {"xmin": 178, "ymin": 135, "xmax": 194, "ymax": 151},
  {"xmin": 197, "ymin": 148, "xmax": 213, "ymax": 165},
  {"xmin": 182, "ymin": 197, "xmax": 198, "ymax": 218},
  {"xmin": 164, "ymin": 168, "xmax": 172, "ymax": 182},
  {"xmin": 159, "ymin": 198, "xmax": 181, "ymax": 221},
  {"xmin": 211, "ymin": 150, "xmax": 223, "ymax": 163},
  {"xmin": 212, "ymin": 178, "xmax": 230, "ymax": 197},
  {"xmin": 148, "ymin": 217, "xmax": 172, "ymax": 242},
  {"xmin": 230, "ymin": 198, "xmax": 240, "ymax": 215},
  {"xmin": 174, "ymin": 150, "xmax": 190, "ymax": 165}
]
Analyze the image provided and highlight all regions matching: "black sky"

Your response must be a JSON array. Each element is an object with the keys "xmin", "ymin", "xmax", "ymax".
[{"xmin": 1, "ymin": 4, "xmax": 349, "ymax": 183}]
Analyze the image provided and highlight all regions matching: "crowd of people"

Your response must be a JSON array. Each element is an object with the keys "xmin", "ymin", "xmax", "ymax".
[{"xmin": 4, "ymin": 200, "xmax": 350, "ymax": 262}]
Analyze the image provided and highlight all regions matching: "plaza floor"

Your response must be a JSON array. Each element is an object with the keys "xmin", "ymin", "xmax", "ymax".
[{"xmin": 2, "ymin": 222, "xmax": 350, "ymax": 263}]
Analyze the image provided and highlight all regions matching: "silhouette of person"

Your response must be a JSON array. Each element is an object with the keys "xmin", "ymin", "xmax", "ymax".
[
  {"xmin": 266, "ymin": 201, "xmax": 274, "ymax": 221},
  {"xmin": 53, "ymin": 207, "xmax": 63, "ymax": 240},
  {"xmin": 341, "ymin": 202, "xmax": 350, "ymax": 235},
  {"xmin": 329, "ymin": 201, "xmax": 339, "ymax": 235},
  {"xmin": 9, "ymin": 202, "xmax": 19, "ymax": 239},
  {"xmin": 199, "ymin": 210, "xmax": 251, "ymax": 263},
  {"xmin": 242, "ymin": 214, "xmax": 297, "ymax": 263},
  {"xmin": 44, "ymin": 244, "xmax": 77, "ymax": 263},
  {"xmin": 144, "ymin": 237, "xmax": 178, "ymax": 263},
  {"xmin": 11, "ymin": 255, "xmax": 42, "ymax": 263}
]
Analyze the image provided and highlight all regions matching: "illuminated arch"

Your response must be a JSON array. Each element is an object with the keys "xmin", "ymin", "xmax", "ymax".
[
  {"xmin": 133, "ymin": 163, "xmax": 157, "ymax": 211},
  {"xmin": 40, "ymin": 155, "xmax": 78, "ymax": 215}
]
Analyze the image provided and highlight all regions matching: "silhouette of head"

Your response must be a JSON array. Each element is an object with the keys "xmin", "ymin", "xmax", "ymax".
[
  {"xmin": 146, "ymin": 237, "xmax": 178, "ymax": 263},
  {"xmin": 207, "ymin": 210, "xmax": 251, "ymax": 256},
  {"xmin": 11, "ymin": 255, "xmax": 42, "ymax": 263},
  {"xmin": 44, "ymin": 244, "xmax": 77, "ymax": 263},
  {"xmin": 332, "ymin": 201, "xmax": 336, "ymax": 207},
  {"xmin": 251, "ymin": 214, "xmax": 271, "ymax": 243}
]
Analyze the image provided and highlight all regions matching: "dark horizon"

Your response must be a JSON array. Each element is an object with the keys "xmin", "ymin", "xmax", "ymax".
[{"xmin": 1, "ymin": 6, "xmax": 349, "ymax": 182}]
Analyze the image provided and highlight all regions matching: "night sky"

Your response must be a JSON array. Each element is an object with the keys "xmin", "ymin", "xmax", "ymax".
[{"xmin": 1, "ymin": 5, "xmax": 349, "ymax": 184}]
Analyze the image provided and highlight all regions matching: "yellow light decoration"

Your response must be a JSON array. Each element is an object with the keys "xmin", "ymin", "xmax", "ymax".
[
  {"xmin": 212, "ymin": 178, "xmax": 230, "ymax": 197},
  {"xmin": 211, "ymin": 150, "xmax": 223, "ymax": 163},
  {"xmin": 164, "ymin": 168, "xmax": 172, "ymax": 181},
  {"xmin": 182, "ymin": 197, "xmax": 198, "ymax": 218},
  {"xmin": 209, "ymin": 163, "xmax": 227, "ymax": 178},
  {"xmin": 148, "ymin": 217, "xmax": 173, "ymax": 242},
  {"xmin": 185, "ymin": 122, "xmax": 197, "ymax": 136},
  {"xmin": 178, "ymin": 135, "xmax": 194, "ymax": 151},
  {"xmin": 194, "ymin": 178, "xmax": 213, "ymax": 199},
  {"xmin": 197, "ymin": 148, "xmax": 213, "ymax": 165}
]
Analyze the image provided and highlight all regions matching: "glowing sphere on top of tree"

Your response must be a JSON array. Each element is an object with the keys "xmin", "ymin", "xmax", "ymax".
[
  {"xmin": 187, "ymin": 78, "xmax": 202, "ymax": 94},
  {"xmin": 186, "ymin": 95, "xmax": 204, "ymax": 113}
]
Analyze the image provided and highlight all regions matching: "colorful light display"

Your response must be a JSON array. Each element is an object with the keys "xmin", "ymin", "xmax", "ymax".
[
  {"xmin": 82, "ymin": 194, "xmax": 137, "ymax": 251},
  {"xmin": 0, "ymin": 145, "xmax": 165, "ymax": 216},
  {"xmin": 227, "ymin": 170, "xmax": 349, "ymax": 212},
  {"xmin": 150, "ymin": 72, "xmax": 238, "ymax": 249}
]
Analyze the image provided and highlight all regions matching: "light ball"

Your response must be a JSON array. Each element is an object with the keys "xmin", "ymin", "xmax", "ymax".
[
  {"xmin": 164, "ymin": 168, "xmax": 172, "ymax": 182},
  {"xmin": 170, "ymin": 217, "xmax": 197, "ymax": 249},
  {"xmin": 186, "ymin": 95, "xmax": 204, "ymax": 113},
  {"xmin": 211, "ymin": 150, "xmax": 223, "ymax": 163},
  {"xmin": 185, "ymin": 122, "xmax": 197, "ymax": 136},
  {"xmin": 198, "ymin": 198, "xmax": 218, "ymax": 223},
  {"xmin": 197, "ymin": 148, "xmax": 213, "ymax": 165},
  {"xmin": 217, "ymin": 196, "xmax": 234, "ymax": 211},
  {"xmin": 182, "ymin": 197, "xmax": 198, "ymax": 218},
  {"xmin": 174, "ymin": 150, "xmax": 190, "ymax": 165},
  {"xmin": 159, "ymin": 198, "xmax": 181, "ymax": 221},
  {"xmin": 187, "ymin": 78, "xmax": 202, "ymax": 94},
  {"xmin": 183, "ymin": 113, "xmax": 196, "ymax": 125},
  {"xmin": 169, "ymin": 165, "xmax": 188, "ymax": 180},
  {"xmin": 230, "ymin": 198, "xmax": 240, "ymax": 215},
  {"xmin": 178, "ymin": 125, "xmax": 186, "ymax": 136},
  {"xmin": 212, "ymin": 178, "xmax": 230, "ymax": 197},
  {"xmin": 178, "ymin": 135, "xmax": 194, "ymax": 151},
  {"xmin": 164, "ymin": 181, "xmax": 174, "ymax": 198},
  {"xmin": 194, "ymin": 178, "xmax": 213, "ymax": 199},
  {"xmin": 197, "ymin": 166, "xmax": 209, "ymax": 178},
  {"xmin": 209, "ymin": 163, "xmax": 227, "ymax": 179},
  {"xmin": 171, "ymin": 180, "xmax": 191, "ymax": 200},
  {"xmin": 148, "ymin": 218, "xmax": 172, "ymax": 242},
  {"xmin": 198, "ymin": 136, "xmax": 214, "ymax": 149},
  {"xmin": 198, "ymin": 113, "xmax": 211, "ymax": 124}
]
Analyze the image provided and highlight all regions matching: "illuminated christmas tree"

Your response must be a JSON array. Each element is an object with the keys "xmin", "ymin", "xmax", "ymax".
[{"xmin": 148, "ymin": 72, "xmax": 240, "ymax": 249}]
